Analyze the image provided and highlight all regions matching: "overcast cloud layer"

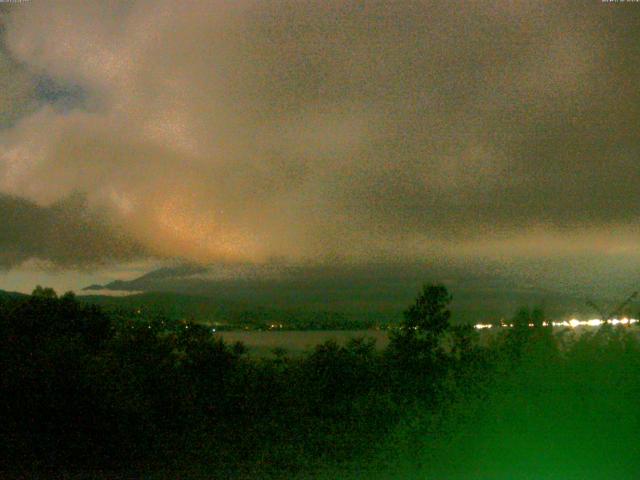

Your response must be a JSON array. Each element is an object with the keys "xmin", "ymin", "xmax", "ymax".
[{"xmin": 1, "ymin": 1, "xmax": 640, "ymax": 271}]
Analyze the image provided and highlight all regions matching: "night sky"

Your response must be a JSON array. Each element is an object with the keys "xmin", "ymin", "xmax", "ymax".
[{"xmin": 1, "ymin": 1, "xmax": 640, "ymax": 293}]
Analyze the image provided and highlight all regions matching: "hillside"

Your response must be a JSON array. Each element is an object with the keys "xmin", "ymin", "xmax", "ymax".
[{"xmin": 79, "ymin": 262, "xmax": 637, "ymax": 326}]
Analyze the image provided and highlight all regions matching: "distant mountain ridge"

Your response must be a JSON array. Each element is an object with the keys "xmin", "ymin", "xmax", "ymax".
[
  {"xmin": 83, "ymin": 264, "xmax": 209, "ymax": 292},
  {"xmin": 0, "ymin": 289, "xmax": 28, "ymax": 300},
  {"xmin": 79, "ymin": 262, "xmax": 635, "ymax": 324}
]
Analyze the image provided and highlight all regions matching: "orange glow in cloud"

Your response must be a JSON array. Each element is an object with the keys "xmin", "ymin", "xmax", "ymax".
[{"xmin": 151, "ymin": 195, "xmax": 260, "ymax": 263}]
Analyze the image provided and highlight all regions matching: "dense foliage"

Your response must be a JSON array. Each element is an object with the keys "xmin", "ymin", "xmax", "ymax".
[{"xmin": 2, "ymin": 285, "xmax": 640, "ymax": 479}]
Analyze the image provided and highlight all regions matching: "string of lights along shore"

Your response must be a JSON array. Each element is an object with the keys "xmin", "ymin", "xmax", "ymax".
[{"xmin": 474, "ymin": 318, "xmax": 640, "ymax": 330}]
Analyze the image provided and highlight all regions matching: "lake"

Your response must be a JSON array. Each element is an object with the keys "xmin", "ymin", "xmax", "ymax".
[{"xmin": 213, "ymin": 323, "xmax": 639, "ymax": 356}]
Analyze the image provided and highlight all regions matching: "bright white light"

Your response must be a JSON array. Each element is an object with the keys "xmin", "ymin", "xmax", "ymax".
[
  {"xmin": 473, "ymin": 317, "xmax": 639, "ymax": 330},
  {"xmin": 474, "ymin": 323, "xmax": 493, "ymax": 330}
]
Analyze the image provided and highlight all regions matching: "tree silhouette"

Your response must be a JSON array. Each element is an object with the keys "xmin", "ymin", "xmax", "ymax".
[
  {"xmin": 32, "ymin": 285, "xmax": 57, "ymax": 299},
  {"xmin": 402, "ymin": 284, "xmax": 452, "ymax": 336},
  {"xmin": 387, "ymin": 284, "xmax": 452, "ymax": 392}
]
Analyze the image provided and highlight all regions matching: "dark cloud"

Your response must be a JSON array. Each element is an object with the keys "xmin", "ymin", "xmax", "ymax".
[
  {"xmin": 0, "ymin": 192, "xmax": 147, "ymax": 269},
  {"xmin": 0, "ymin": 1, "xmax": 639, "ymax": 269}
]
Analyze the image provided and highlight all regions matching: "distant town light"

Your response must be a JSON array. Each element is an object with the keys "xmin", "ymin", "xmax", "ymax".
[{"xmin": 474, "ymin": 323, "xmax": 493, "ymax": 330}]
